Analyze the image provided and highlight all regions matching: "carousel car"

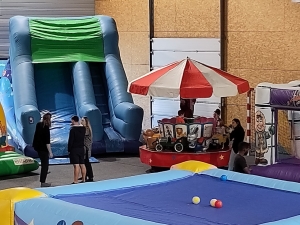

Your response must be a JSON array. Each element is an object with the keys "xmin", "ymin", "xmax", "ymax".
[
  {"xmin": 154, "ymin": 136, "xmax": 188, "ymax": 153},
  {"xmin": 154, "ymin": 116, "xmax": 215, "ymax": 152}
]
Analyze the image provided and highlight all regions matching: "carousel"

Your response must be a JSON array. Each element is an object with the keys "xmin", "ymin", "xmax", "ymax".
[{"xmin": 128, "ymin": 58, "xmax": 250, "ymax": 168}]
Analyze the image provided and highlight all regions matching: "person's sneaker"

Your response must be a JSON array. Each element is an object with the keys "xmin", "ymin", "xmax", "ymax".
[
  {"xmin": 86, "ymin": 179, "xmax": 94, "ymax": 182},
  {"xmin": 41, "ymin": 182, "xmax": 51, "ymax": 187}
]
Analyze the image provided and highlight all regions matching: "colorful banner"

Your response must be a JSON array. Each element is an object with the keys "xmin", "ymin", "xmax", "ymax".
[{"xmin": 270, "ymin": 88, "xmax": 300, "ymax": 107}]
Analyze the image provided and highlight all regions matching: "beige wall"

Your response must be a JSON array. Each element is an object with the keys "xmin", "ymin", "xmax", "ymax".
[
  {"xmin": 96, "ymin": 0, "xmax": 219, "ymax": 128},
  {"xmin": 96, "ymin": 0, "xmax": 300, "ymax": 144},
  {"xmin": 226, "ymin": 0, "xmax": 300, "ymax": 150},
  {"xmin": 154, "ymin": 0, "xmax": 219, "ymax": 38},
  {"xmin": 226, "ymin": 0, "xmax": 300, "ymax": 124}
]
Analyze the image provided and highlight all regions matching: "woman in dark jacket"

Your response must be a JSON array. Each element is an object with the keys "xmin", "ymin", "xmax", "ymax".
[
  {"xmin": 79, "ymin": 116, "xmax": 94, "ymax": 182},
  {"xmin": 32, "ymin": 112, "xmax": 53, "ymax": 187},
  {"xmin": 228, "ymin": 118, "xmax": 245, "ymax": 171}
]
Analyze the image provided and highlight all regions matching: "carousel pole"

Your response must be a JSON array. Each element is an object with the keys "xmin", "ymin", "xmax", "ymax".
[
  {"xmin": 149, "ymin": 0, "xmax": 154, "ymax": 128},
  {"xmin": 220, "ymin": 0, "xmax": 228, "ymax": 122},
  {"xmin": 246, "ymin": 89, "xmax": 253, "ymax": 143}
]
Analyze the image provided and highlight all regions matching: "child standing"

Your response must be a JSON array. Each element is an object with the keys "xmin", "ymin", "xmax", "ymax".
[
  {"xmin": 176, "ymin": 110, "xmax": 185, "ymax": 124},
  {"xmin": 228, "ymin": 118, "xmax": 245, "ymax": 171},
  {"xmin": 233, "ymin": 142, "xmax": 251, "ymax": 174}
]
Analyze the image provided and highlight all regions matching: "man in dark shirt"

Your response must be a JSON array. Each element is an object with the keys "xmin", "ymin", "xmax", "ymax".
[
  {"xmin": 233, "ymin": 142, "xmax": 251, "ymax": 174},
  {"xmin": 68, "ymin": 115, "xmax": 86, "ymax": 183}
]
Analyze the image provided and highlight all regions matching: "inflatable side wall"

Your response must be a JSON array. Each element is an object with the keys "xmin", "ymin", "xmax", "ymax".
[
  {"xmin": 97, "ymin": 16, "xmax": 144, "ymax": 140},
  {"xmin": 255, "ymin": 84, "xmax": 276, "ymax": 165}
]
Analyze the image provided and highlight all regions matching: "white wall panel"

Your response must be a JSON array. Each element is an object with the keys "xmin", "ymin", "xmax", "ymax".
[
  {"xmin": 152, "ymin": 38, "xmax": 220, "ymax": 52},
  {"xmin": 152, "ymin": 51, "xmax": 220, "ymax": 68},
  {"xmin": 151, "ymin": 38, "xmax": 221, "ymax": 127}
]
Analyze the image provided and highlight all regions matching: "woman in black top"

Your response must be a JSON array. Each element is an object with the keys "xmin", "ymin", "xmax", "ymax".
[
  {"xmin": 228, "ymin": 118, "xmax": 245, "ymax": 171},
  {"xmin": 32, "ymin": 112, "xmax": 53, "ymax": 187},
  {"xmin": 79, "ymin": 116, "xmax": 94, "ymax": 182}
]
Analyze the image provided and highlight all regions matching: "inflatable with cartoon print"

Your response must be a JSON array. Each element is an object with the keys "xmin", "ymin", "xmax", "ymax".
[
  {"xmin": 15, "ymin": 217, "xmax": 83, "ymax": 225},
  {"xmin": 0, "ymin": 62, "xmax": 39, "ymax": 176}
]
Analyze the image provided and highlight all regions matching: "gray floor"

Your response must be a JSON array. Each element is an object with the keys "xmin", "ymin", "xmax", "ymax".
[
  {"xmin": 0, "ymin": 156, "xmax": 150, "ymax": 190},
  {"xmin": 0, "ymin": 154, "xmax": 256, "ymax": 190}
]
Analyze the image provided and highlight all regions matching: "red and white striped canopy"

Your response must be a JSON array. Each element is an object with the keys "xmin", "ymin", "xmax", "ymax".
[{"xmin": 128, "ymin": 58, "xmax": 250, "ymax": 98}]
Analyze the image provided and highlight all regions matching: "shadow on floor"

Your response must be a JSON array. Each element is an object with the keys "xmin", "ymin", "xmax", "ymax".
[
  {"xmin": 94, "ymin": 153, "xmax": 140, "ymax": 162},
  {"xmin": 0, "ymin": 172, "xmax": 39, "ymax": 181}
]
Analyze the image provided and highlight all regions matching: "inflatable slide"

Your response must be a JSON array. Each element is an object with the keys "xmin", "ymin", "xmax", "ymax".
[{"xmin": 0, "ymin": 15, "xmax": 143, "ymax": 157}]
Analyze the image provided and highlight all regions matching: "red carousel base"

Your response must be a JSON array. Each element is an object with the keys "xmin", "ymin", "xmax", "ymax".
[
  {"xmin": 139, "ymin": 145, "xmax": 230, "ymax": 168},
  {"xmin": 0, "ymin": 145, "xmax": 14, "ymax": 152}
]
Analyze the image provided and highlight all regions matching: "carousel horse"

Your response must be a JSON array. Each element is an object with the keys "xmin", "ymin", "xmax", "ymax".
[
  {"xmin": 187, "ymin": 126, "xmax": 199, "ymax": 149},
  {"xmin": 142, "ymin": 128, "xmax": 160, "ymax": 150}
]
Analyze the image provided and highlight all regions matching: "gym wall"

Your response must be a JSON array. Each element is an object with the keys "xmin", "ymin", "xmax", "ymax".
[
  {"xmin": 96, "ymin": 0, "xmax": 300, "ymax": 131},
  {"xmin": 95, "ymin": 0, "xmax": 219, "ymax": 128},
  {"xmin": 226, "ymin": 0, "xmax": 300, "ymax": 128}
]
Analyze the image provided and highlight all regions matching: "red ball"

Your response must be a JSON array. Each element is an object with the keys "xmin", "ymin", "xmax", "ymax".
[{"xmin": 215, "ymin": 200, "xmax": 223, "ymax": 208}]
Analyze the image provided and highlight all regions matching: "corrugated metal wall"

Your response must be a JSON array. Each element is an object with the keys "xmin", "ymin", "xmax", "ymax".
[{"xmin": 0, "ymin": 0, "xmax": 95, "ymax": 58}]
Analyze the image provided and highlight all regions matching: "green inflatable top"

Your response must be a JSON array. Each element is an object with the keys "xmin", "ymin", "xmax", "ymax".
[
  {"xmin": 29, "ymin": 17, "xmax": 105, "ymax": 63},
  {"xmin": 0, "ymin": 151, "xmax": 39, "ymax": 176}
]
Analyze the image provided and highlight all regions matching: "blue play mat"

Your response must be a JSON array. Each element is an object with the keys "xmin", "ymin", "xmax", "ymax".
[{"xmin": 36, "ymin": 157, "xmax": 99, "ymax": 165}]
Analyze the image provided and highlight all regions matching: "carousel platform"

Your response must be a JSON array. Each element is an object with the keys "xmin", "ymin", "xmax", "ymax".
[{"xmin": 139, "ymin": 145, "xmax": 230, "ymax": 168}]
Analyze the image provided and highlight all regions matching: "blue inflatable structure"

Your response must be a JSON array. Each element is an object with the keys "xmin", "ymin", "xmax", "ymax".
[
  {"xmin": 4, "ymin": 167, "xmax": 300, "ymax": 225},
  {"xmin": 0, "ymin": 15, "xmax": 143, "ymax": 157}
]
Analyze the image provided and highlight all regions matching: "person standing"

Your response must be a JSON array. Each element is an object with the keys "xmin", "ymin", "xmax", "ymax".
[
  {"xmin": 213, "ymin": 109, "xmax": 224, "ymax": 134},
  {"xmin": 233, "ymin": 142, "xmax": 251, "ymax": 174},
  {"xmin": 228, "ymin": 118, "xmax": 245, "ymax": 171},
  {"xmin": 68, "ymin": 115, "xmax": 86, "ymax": 184},
  {"xmin": 79, "ymin": 116, "xmax": 94, "ymax": 182},
  {"xmin": 180, "ymin": 99, "xmax": 193, "ymax": 118},
  {"xmin": 32, "ymin": 112, "xmax": 53, "ymax": 187},
  {"xmin": 213, "ymin": 109, "xmax": 223, "ymax": 126}
]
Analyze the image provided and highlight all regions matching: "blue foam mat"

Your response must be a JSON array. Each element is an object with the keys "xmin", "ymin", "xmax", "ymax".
[
  {"xmin": 16, "ymin": 169, "xmax": 300, "ymax": 225},
  {"xmin": 35, "ymin": 157, "xmax": 99, "ymax": 165},
  {"xmin": 54, "ymin": 174, "xmax": 300, "ymax": 225}
]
